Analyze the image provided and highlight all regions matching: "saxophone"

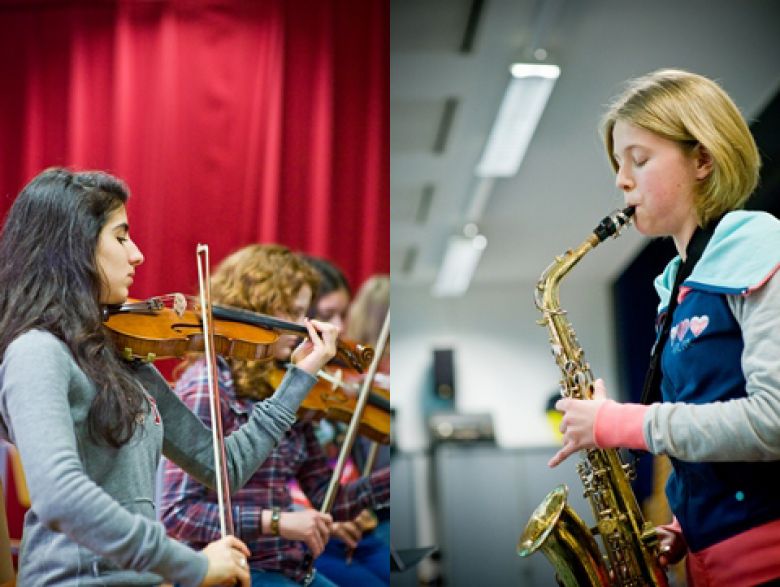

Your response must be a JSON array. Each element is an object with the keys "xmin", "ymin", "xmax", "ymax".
[{"xmin": 517, "ymin": 207, "xmax": 669, "ymax": 587}]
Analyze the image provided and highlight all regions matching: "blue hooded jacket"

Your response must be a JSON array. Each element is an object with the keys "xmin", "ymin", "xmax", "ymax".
[{"xmin": 653, "ymin": 210, "xmax": 780, "ymax": 552}]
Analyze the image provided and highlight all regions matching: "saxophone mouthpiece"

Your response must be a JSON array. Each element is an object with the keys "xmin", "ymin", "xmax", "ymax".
[{"xmin": 594, "ymin": 206, "xmax": 635, "ymax": 242}]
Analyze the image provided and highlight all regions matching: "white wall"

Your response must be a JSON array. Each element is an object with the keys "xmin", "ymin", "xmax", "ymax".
[{"xmin": 391, "ymin": 277, "xmax": 619, "ymax": 451}]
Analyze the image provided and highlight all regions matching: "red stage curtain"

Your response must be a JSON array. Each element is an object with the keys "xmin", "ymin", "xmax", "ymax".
[{"xmin": 0, "ymin": 0, "xmax": 388, "ymax": 297}]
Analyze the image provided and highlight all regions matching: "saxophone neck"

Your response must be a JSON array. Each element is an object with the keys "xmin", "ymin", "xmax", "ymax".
[
  {"xmin": 535, "ymin": 237, "xmax": 598, "ymax": 310},
  {"xmin": 536, "ymin": 207, "xmax": 635, "ymax": 309}
]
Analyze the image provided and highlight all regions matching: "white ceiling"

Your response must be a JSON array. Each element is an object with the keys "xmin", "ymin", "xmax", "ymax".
[{"xmin": 390, "ymin": 0, "xmax": 780, "ymax": 287}]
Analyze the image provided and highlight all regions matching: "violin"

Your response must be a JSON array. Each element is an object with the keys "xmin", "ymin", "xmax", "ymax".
[
  {"xmin": 102, "ymin": 294, "xmax": 373, "ymax": 372},
  {"xmin": 267, "ymin": 365, "xmax": 390, "ymax": 444}
]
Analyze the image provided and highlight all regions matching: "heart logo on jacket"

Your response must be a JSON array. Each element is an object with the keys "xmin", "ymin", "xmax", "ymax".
[{"xmin": 690, "ymin": 315, "xmax": 709, "ymax": 337}]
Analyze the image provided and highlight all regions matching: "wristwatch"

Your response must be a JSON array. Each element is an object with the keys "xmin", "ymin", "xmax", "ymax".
[{"xmin": 271, "ymin": 506, "xmax": 281, "ymax": 536}]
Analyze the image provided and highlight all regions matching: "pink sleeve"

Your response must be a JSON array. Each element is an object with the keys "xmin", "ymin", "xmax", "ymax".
[
  {"xmin": 659, "ymin": 516, "xmax": 682, "ymax": 536},
  {"xmin": 594, "ymin": 400, "xmax": 649, "ymax": 451}
]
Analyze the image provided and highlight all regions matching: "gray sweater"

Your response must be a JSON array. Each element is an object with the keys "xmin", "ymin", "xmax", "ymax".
[{"xmin": 0, "ymin": 329, "xmax": 316, "ymax": 586}]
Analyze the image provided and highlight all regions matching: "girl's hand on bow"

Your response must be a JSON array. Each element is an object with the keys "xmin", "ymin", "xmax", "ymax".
[
  {"xmin": 292, "ymin": 319, "xmax": 338, "ymax": 375},
  {"xmin": 332, "ymin": 519, "xmax": 363, "ymax": 549},
  {"xmin": 199, "ymin": 535, "xmax": 251, "ymax": 587},
  {"xmin": 280, "ymin": 509, "xmax": 333, "ymax": 558},
  {"xmin": 548, "ymin": 378, "xmax": 608, "ymax": 468}
]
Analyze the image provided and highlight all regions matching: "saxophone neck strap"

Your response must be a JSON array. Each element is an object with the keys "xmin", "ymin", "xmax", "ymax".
[{"xmin": 639, "ymin": 216, "xmax": 722, "ymax": 406}]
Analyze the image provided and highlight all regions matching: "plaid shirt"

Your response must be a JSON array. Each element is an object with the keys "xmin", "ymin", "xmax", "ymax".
[{"xmin": 160, "ymin": 357, "xmax": 390, "ymax": 583}]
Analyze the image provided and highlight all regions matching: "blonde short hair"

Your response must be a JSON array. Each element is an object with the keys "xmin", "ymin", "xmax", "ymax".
[
  {"xmin": 346, "ymin": 274, "xmax": 389, "ymax": 344},
  {"xmin": 602, "ymin": 69, "xmax": 760, "ymax": 225}
]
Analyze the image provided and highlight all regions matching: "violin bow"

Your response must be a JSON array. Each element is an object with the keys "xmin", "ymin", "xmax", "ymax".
[
  {"xmin": 361, "ymin": 442, "xmax": 381, "ymax": 478},
  {"xmin": 344, "ymin": 422, "xmax": 383, "ymax": 564},
  {"xmin": 196, "ymin": 244, "xmax": 235, "ymax": 537},
  {"xmin": 302, "ymin": 309, "xmax": 390, "ymax": 580}
]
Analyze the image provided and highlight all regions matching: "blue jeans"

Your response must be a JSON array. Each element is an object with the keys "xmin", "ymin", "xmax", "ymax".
[
  {"xmin": 371, "ymin": 519, "xmax": 390, "ymax": 548},
  {"xmin": 250, "ymin": 568, "xmax": 338, "ymax": 587},
  {"xmin": 313, "ymin": 533, "xmax": 390, "ymax": 587}
]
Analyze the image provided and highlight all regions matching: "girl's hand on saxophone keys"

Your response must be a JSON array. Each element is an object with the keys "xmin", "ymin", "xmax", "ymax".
[
  {"xmin": 655, "ymin": 521, "xmax": 687, "ymax": 568},
  {"xmin": 548, "ymin": 378, "xmax": 608, "ymax": 467}
]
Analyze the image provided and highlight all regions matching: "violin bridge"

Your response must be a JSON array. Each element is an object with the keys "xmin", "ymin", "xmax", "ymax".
[
  {"xmin": 172, "ymin": 293, "xmax": 187, "ymax": 317},
  {"xmin": 330, "ymin": 368, "xmax": 343, "ymax": 391}
]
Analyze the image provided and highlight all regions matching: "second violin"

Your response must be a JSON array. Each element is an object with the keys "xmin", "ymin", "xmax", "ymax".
[{"xmin": 268, "ymin": 365, "xmax": 391, "ymax": 445}]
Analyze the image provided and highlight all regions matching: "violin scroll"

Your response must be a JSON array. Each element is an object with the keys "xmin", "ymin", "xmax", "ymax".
[{"xmin": 334, "ymin": 341, "xmax": 374, "ymax": 374}]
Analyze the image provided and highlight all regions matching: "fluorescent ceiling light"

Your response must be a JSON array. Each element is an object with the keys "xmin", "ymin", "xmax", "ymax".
[
  {"xmin": 431, "ymin": 234, "xmax": 488, "ymax": 298},
  {"xmin": 510, "ymin": 63, "xmax": 560, "ymax": 79},
  {"xmin": 475, "ymin": 63, "xmax": 560, "ymax": 177}
]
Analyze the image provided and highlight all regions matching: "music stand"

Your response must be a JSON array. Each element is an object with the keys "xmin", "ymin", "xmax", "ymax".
[{"xmin": 390, "ymin": 544, "xmax": 437, "ymax": 572}]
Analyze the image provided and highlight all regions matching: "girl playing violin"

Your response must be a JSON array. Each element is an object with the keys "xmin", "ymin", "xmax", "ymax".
[
  {"xmin": 160, "ymin": 244, "xmax": 389, "ymax": 587},
  {"xmin": 0, "ymin": 168, "xmax": 338, "ymax": 586},
  {"xmin": 309, "ymin": 270, "xmax": 391, "ymax": 587}
]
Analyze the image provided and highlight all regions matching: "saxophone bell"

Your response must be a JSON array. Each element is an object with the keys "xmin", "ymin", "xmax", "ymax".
[{"xmin": 518, "ymin": 485, "xmax": 610, "ymax": 587}]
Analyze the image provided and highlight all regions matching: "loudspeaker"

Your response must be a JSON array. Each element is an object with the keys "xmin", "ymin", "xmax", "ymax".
[{"xmin": 433, "ymin": 348, "xmax": 455, "ymax": 400}]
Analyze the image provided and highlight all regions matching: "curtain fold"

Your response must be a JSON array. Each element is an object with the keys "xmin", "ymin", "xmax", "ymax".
[{"xmin": 0, "ymin": 0, "xmax": 388, "ymax": 296}]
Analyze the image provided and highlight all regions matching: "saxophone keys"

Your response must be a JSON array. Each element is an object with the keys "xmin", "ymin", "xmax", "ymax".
[
  {"xmin": 574, "ymin": 371, "xmax": 589, "ymax": 386},
  {"xmin": 597, "ymin": 518, "xmax": 618, "ymax": 536}
]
